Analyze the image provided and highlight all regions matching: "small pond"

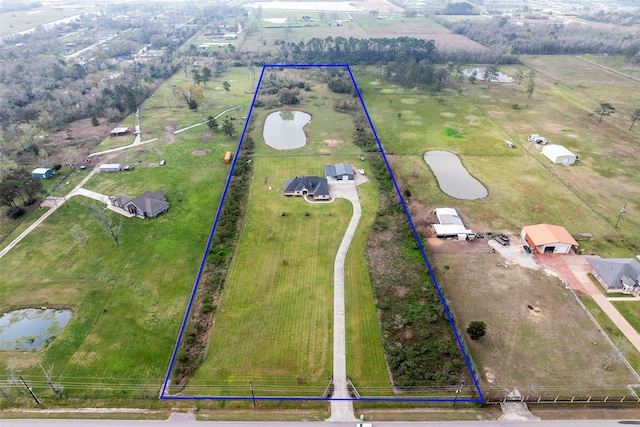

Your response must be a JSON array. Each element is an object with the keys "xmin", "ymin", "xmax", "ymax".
[
  {"xmin": 424, "ymin": 150, "xmax": 488, "ymax": 200},
  {"xmin": 0, "ymin": 308, "xmax": 73, "ymax": 351},
  {"xmin": 263, "ymin": 110, "xmax": 311, "ymax": 150},
  {"xmin": 462, "ymin": 67, "xmax": 514, "ymax": 83}
]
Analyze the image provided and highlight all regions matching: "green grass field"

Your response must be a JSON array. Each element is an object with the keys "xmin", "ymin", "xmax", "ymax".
[{"xmin": 612, "ymin": 301, "xmax": 640, "ymax": 335}]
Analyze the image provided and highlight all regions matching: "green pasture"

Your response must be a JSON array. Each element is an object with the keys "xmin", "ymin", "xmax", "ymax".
[
  {"xmin": 354, "ymin": 14, "xmax": 451, "ymax": 35},
  {"xmin": 580, "ymin": 54, "xmax": 640, "ymax": 76},
  {"xmin": 343, "ymin": 174, "xmax": 390, "ymax": 396},
  {"xmin": 353, "ymin": 59, "xmax": 640, "ymax": 254}
]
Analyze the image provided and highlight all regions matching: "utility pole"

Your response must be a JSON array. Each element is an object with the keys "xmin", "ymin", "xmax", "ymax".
[
  {"xmin": 249, "ymin": 380, "xmax": 256, "ymax": 408},
  {"xmin": 19, "ymin": 376, "xmax": 41, "ymax": 405},
  {"xmin": 452, "ymin": 380, "xmax": 465, "ymax": 407},
  {"xmin": 615, "ymin": 203, "xmax": 626, "ymax": 228}
]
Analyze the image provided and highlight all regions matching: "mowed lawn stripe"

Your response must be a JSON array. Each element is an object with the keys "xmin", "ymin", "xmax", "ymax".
[{"xmin": 187, "ymin": 157, "xmax": 351, "ymax": 395}]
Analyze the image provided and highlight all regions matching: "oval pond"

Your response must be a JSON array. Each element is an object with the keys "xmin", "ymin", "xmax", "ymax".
[
  {"xmin": 424, "ymin": 150, "xmax": 488, "ymax": 200},
  {"xmin": 462, "ymin": 67, "xmax": 514, "ymax": 83},
  {"xmin": 0, "ymin": 308, "xmax": 73, "ymax": 351},
  {"xmin": 263, "ymin": 110, "xmax": 311, "ymax": 150}
]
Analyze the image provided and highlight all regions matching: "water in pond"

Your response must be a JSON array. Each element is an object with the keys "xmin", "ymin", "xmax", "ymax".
[
  {"xmin": 424, "ymin": 151, "xmax": 488, "ymax": 200},
  {"xmin": 263, "ymin": 110, "xmax": 311, "ymax": 150},
  {"xmin": 0, "ymin": 308, "xmax": 73, "ymax": 351},
  {"xmin": 462, "ymin": 67, "xmax": 514, "ymax": 83}
]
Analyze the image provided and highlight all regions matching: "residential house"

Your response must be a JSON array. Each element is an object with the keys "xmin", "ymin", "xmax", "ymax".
[
  {"xmin": 111, "ymin": 190, "xmax": 169, "ymax": 218},
  {"xmin": 283, "ymin": 176, "xmax": 330, "ymax": 200},
  {"xmin": 587, "ymin": 258, "xmax": 640, "ymax": 292}
]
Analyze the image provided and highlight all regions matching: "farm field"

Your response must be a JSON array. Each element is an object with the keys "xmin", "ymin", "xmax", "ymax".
[
  {"xmin": 238, "ymin": 11, "xmax": 486, "ymax": 54},
  {"xmin": 0, "ymin": 67, "xmax": 253, "ymax": 398}
]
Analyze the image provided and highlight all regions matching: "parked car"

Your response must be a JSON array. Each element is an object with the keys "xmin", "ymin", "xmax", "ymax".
[{"xmin": 523, "ymin": 245, "xmax": 532, "ymax": 254}]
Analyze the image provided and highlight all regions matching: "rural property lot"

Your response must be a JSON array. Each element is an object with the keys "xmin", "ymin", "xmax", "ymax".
[
  {"xmin": 433, "ymin": 251, "xmax": 638, "ymax": 397},
  {"xmin": 353, "ymin": 56, "xmax": 640, "ymax": 397}
]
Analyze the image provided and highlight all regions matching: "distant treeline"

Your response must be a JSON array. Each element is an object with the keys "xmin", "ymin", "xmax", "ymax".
[{"xmin": 437, "ymin": 16, "xmax": 640, "ymax": 56}]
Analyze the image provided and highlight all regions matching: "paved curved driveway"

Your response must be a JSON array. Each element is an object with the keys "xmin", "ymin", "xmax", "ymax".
[{"xmin": 326, "ymin": 179, "xmax": 361, "ymax": 422}]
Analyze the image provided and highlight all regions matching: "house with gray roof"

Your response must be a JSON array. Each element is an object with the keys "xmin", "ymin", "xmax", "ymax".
[
  {"xmin": 587, "ymin": 258, "xmax": 640, "ymax": 292},
  {"xmin": 110, "ymin": 190, "xmax": 169, "ymax": 218},
  {"xmin": 283, "ymin": 176, "xmax": 330, "ymax": 200},
  {"xmin": 324, "ymin": 163, "xmax": 354, "ymax": 181}
]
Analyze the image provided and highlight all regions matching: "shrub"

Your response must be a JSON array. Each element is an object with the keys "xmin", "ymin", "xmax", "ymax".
[
  {"xmin": 466, "ymin": 321, "xmax": 487, "ymax": 341},
  {"xmin": 7, "ymin": 206, "xmax": 25, "ymax": 219}
]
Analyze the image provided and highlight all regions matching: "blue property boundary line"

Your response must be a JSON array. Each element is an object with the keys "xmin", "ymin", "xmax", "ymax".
[{"xmin": 160, "ymin": 64, "xmax": 483, "ymax": 403}]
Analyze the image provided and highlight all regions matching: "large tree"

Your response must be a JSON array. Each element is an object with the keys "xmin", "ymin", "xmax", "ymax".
[{"xmin": 594, "ymin": 102, "xmax": 615, "ymax": 123}]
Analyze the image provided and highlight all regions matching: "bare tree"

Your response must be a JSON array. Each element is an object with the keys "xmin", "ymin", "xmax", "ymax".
[
  {"xmin": 39, "ymin": 363, "xmax": 63, "ymax": 398},
  {"xmin": 83, "ymin": 200, "xmax": 123, "ymax": 245},
  {"xmin": 512, "ymin": 69, "xmax": 524, "ymax": 92},
  {"xmin": 629, "ymin": 107, "xmax": 640, "ymax": 130},
  {"xmin": 483, "ymin": 66, "xmax": 499, "ymax": 89}
]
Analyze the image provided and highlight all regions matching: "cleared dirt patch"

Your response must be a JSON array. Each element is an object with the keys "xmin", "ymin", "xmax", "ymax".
[
  {"xmin": 435, "ymin": 252, "xmax": 638, "ymax": 397},
  {"xmin": 191, "ymin": 149, "xmax": 211, "ymax": 156},
  {"xmin": 324, "ymin": 139, "xmax": 342, "ymax": 148}
]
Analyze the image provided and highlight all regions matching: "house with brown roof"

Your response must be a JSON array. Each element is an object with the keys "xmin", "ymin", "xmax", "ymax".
[
  {"xmin": 110, "ymin": 191, "xmax": 169, "ymax": 218},
  {"xmin": 520, "ymin": 223, "xmax": 579, "ymax": 254}
]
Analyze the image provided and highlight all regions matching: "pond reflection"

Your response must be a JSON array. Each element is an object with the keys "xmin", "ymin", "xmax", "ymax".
[{"xmin": 424, "ymin": 150, "xmax": 488, "ymax": 200}]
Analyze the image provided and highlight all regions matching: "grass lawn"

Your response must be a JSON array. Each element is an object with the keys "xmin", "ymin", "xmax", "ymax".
[
  {"xmin": 611, "ymin": 301, "xmax": 640, "ymax": 336},
  {"xmin": 186, "ymin": 156, "xmax": 351, "ymax": 396}
]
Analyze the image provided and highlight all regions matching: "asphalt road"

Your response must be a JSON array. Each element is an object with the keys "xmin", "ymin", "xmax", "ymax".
[{"xmin": 3, "ymin": 419, "xmax": 639, "ymax": 427}]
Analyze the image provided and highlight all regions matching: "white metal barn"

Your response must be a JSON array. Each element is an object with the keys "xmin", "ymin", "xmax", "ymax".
[
  {"xmin": 541, "ymin": 144, "xmax": 577, "ymax": 165},
  {"xmin": 432, "ymin": 208, "xmax": 475, "ymax": 240},
  {"xmin": 99, "ymin": 164, "xmax": 123, "ymax": 173}
]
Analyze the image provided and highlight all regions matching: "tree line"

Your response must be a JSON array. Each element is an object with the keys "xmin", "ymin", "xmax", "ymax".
[{"xmin": 437, "ymin": 15, "xmax": 640, "ymax": 56}]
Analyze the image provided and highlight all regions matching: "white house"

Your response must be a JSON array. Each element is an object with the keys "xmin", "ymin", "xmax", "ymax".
[{"xmin": 541, "ymin": 144, "xmax": 578, "ymax": 165}]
